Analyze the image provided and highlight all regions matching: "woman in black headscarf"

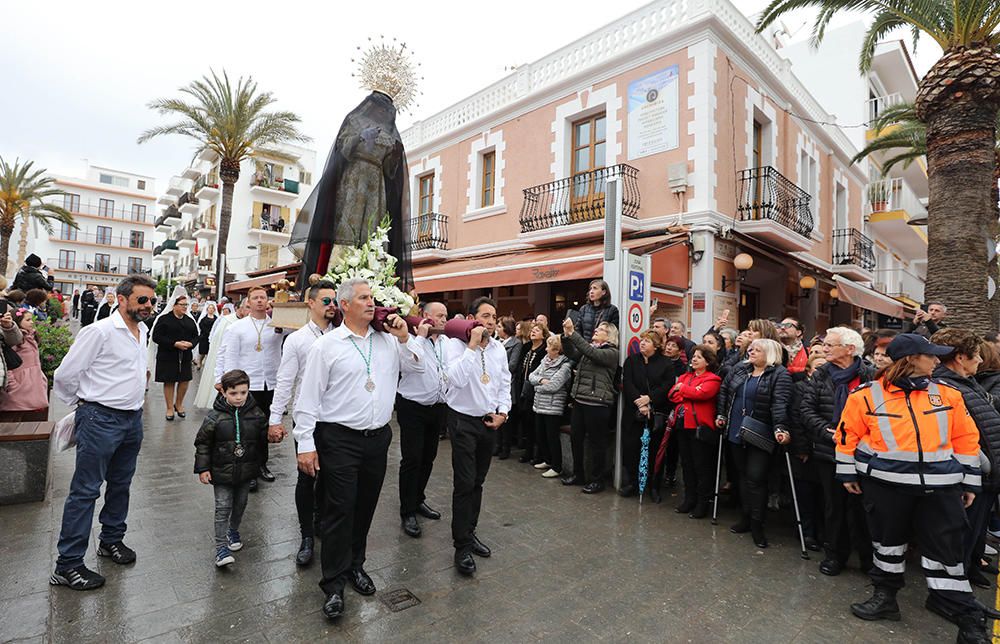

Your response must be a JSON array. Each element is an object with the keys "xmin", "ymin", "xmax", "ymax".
[{"xmin": 79, "ymin": 290, "xmax": 98, "ymax": 327}]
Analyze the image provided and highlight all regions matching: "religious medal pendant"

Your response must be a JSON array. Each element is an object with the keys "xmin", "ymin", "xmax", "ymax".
[
  {"xmin": 255, "ymin": 342, "xmax": 262, "ymax": 352},
  {"xmin": 480, "ymin": 373, "xmax": 491, "ymax": 385},
  {"xmin": 365, "ymin": 378, "xmax": 376, "ymax": 392},
  {"xmin": 234, "ymin": 444, "xmax": 245, "ymax": 458}
]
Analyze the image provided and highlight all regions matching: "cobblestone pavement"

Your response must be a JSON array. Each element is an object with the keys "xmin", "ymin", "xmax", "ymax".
[{"xmin": 2, "ymin": 371, "xmax": 996, "ymax": 643}]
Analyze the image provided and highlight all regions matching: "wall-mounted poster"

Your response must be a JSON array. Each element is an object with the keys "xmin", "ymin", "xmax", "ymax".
[{"xmin": 627, "ymin": 66, "xmax": 680, "ymax": 160}]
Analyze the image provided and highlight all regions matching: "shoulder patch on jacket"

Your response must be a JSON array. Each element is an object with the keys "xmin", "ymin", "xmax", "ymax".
[{"xmin": 928, "ymin": 394, "xmax": 944, "ymax": 407}]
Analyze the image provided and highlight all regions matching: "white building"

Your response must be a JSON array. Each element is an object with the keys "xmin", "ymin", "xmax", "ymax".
[
  {"xmin": 152, "ymin": 143, "xmax": 317, "ymax": 296},
  {"xmin": 12, "ymin": 163, "xmax": 157, "ymax": 295}
]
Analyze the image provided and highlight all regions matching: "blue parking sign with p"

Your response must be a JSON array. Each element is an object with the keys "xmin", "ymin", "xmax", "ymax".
[{"xmin": 629, "ymin": 271, "xmax": 644, "ymax": 302}]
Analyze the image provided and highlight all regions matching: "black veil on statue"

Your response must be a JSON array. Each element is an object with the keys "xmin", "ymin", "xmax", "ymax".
[{"xmin": 290, "ymin": 90, "xmax": 412, "ymax": 292}]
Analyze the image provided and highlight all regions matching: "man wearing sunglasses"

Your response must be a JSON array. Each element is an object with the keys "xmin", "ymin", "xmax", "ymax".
[
  {"xmin": 268, "ymin": 280, "xmax": 340, "ymax": 566},
  {"xmin": 777, "ymin": 317, "xmax": 808, "ymax": 374},
  {"xmin": 49, "ymin": 275, "xmax": 157, "ymax": 591}
]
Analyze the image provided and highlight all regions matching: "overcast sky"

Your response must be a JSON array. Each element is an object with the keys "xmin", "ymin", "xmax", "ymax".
[{"xmin": 1, "ymin": 0, "xmax": 940, "ymax": 190}]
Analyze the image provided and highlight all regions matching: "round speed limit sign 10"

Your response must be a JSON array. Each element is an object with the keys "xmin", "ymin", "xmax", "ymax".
[{"xmin": 628, "ymin": 303, "xmax": 643, "ymax": 333}]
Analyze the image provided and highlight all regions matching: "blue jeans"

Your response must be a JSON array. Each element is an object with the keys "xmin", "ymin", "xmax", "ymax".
[{"xmin": 56, "ymin": 403, "xmax": 143, "ymax": 569}]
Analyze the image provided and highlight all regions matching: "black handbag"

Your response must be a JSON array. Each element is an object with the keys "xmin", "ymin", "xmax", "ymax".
[
  {"xmin": 739, "ymin": 416, "xmax": 776, "ymax": 454},
  {"xmin": 688, "ymin": 403, "xmax": 717, "ymax": 443}
]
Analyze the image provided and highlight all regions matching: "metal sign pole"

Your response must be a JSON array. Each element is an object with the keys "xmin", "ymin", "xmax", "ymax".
[{"xmin": 603, "ymin": 177, "xmax": 624, "ymax": 490}]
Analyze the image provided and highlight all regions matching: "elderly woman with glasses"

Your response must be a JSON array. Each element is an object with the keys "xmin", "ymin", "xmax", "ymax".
[{"xmin": 716, "ymin": 338, "xmax": 793, "ymax": 548}]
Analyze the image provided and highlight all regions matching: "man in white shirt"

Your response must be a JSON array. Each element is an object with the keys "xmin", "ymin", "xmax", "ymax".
[
  {"xmin": 396, "ymin": 301, "xmax": 449, "ymax": 538},
  {"xmin": 444, "ymin": 297, "xmax": 512, "ymax": 576},
  {"xmin": 49, "ymin": 275, "xmax": 157, "ymax": 591},
  {"xmin": 215, "ymin": 285, "xmax": 287, "ymax": 489},
  {"xmin": 293, "ymin": 278, "xmax": 422, "ymax": 620},
  {"xmin": 268, "ymin": 279, "xmax": 339, "ymax": 566}
]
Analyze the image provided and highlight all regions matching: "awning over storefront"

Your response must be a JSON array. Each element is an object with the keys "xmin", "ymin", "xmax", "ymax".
[
  {"xmin": 225, "ymin": 271, "xmax": 287, "ymax": 295},
  {"xmin": 833, "ymin": 276, "xmax": 905, "ymax": 319},
  {"xmin": 412, "ymin": 233, "xmax": 686, "ymax": 294}
]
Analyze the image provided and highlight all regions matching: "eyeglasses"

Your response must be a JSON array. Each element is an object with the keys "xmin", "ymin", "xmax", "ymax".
[
  {"xmin": 137, "ymin": 296, "xmax": 158, "ymax": 305},
  {"xmin": 777, "ymin": 322, "xmax": 801, "ymax": 330},
  {"xmin": 320, "ymin": 297, "xmax": 334, "ymax": 306},
  {"xmin": 822, "ymin": 342, "xmax": 843, "ymax": 348}
]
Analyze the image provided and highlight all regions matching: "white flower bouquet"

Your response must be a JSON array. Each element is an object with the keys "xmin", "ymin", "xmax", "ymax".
[{"xmin": 324, "ymin": 215, "xmax": 416, "ymax": 313}]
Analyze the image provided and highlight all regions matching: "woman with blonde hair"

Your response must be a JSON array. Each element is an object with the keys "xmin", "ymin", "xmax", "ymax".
[
  {"xmin": 716, "ymin": 338, "xmax": 793, "ymax": 548},
  {"xmin": 529, "ymin": 334, "xmax": 573, "ymax": 478}
]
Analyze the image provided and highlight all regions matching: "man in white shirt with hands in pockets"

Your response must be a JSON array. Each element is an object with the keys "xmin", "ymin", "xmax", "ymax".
[
  {"xmin": 293, "ymin": 278, "xmax": 423, "ymax": 620},
  {"xmin": 267, "ymin": 279, "xmax": 339, "ymax": 567},
  {"xmin": 443, "ymin": 296, "xmax": 511, "ymax": 577}
]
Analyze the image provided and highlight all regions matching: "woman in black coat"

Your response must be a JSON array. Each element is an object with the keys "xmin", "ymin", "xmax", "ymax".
[
  {"xmin": 716, "ymin": 338, "xmax": 793, "ymax": 549},
  {"xmin": 620, "ymin": 331, "xmax": 674, "ymax": 501},
  {"xmin": 197, "ymin": 302, "xmax": 217, "ymax": 368},
  {"xmin": 153, "ymin": 294, "xmax": 200, "ymax": 421},
  {"xmin": 79, "ymin": 290, "xmax": 98, "ymax": 327},
  {"xmin": 515, "ymin": 321, "xmax": 548, "ymax": 465}
]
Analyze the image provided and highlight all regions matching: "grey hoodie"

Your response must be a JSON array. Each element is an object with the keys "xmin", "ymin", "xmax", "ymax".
[{"xmin": 528, "ymin": 354, "xmax": 573, "ymax": 416}]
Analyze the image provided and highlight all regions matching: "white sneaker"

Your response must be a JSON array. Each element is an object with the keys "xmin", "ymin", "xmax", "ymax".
[
  {"xmin": 542, "ymin": 469, "xmax": 560, "ymax": 478},
  {"xmin": 986, "ymin": 543, "xmax": 998, "ymax": 556},
  {"xmin": 533, "ymin": 462, "xmax": 550, "ymax": 470}
]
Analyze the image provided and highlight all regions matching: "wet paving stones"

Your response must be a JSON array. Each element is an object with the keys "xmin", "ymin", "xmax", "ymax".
[{"xmin": 0, "ymin": 371, "xmax": 988, "ymax": 642}]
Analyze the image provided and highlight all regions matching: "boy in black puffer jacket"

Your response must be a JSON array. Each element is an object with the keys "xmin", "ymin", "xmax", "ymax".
[{"xmin": 194, "ymin": 369, "xmax": 268, "ymax": 567}]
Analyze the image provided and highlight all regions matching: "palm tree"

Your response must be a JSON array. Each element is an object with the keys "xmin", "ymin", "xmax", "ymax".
[
  {"xmin": 0, "ymin": 158, "xmax": 75, "ymax": 278},
  {"xmin": 757, "ymin": 1, "xmax": 1000, "ymax": 334},
  {"xmin": 138, "ymin": 70, "xmax": 309, "ymax": 294}
]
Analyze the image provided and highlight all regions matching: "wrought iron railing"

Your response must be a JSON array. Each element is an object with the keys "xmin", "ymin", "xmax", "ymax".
[
  {"xmin": 178, "ymin": 192, "xmax": 199, "ymax": 208},
  {"xmin": 736, "ymin": 166, "xmax": 813, "ymax": 237},
  {"xmin": 153, "ymin": 240, "xmax": 179, "ymax": 255},
  {"xmin": 50, "ymin": 259, "xmax": 151, "ymax": 275},
  {"xmin": 833, "ymin": 228, "xmax": 875, "ymax": 271},
  {"xmin": 51, "ymin": 230, "xmax": 153, "ymax": 250},
  {"xmin": 408, "ymin": 213, "xmax": 448, "ymax": 251},
  {"xmin": 519, "ymin": 164, "xmax": 640, "ymax": 233}
]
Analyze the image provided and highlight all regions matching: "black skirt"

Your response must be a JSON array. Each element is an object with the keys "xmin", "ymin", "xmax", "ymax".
[{"xmin": 155, "ymin": 349, "xmax": 193, "ymax": 383}]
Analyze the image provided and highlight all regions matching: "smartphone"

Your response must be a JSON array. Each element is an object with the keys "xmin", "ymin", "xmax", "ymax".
[
  {"xmin": 651, "ymin": 298, "xmax": 659, "ymax": 309},
  {"xmin": 919, "ymin": 303, "xmax": 929, "ymax": 312},
  {"xmin": 0, "ymin": 300, "xmax": 7, "ymax": 316}
]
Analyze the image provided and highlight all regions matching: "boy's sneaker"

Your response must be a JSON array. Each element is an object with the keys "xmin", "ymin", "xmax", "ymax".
[
  {"xmin": 50, "ymin": 565, "xmax": 105, "ymax": 590},
  {"xmin": 215, "ymin": 546, "xmax": 235, "ymax": 568},
  {"xmin": 96, "ymin": 541, "xmax": 137, "ymax": 565},
  {"xmin": 227, "ymin": 529, "xmax": 243, "ymax": 551}
]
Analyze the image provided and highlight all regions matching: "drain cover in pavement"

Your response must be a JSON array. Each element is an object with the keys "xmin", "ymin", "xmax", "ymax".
[{"xmin": 381, "ymin": 588, "xmax": 421, "ymax": 612}]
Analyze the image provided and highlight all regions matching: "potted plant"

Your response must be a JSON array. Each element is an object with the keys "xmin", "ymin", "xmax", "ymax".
[
  {"xmin": 868, "ymin": 181, "xmax": 889, "ymax": 212},
  {"xmin": 34, "ymin": 319, "xmax": 74, "ymax": 392}
]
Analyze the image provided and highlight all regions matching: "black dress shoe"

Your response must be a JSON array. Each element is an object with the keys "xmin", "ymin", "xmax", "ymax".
[
  {"xmin": 689, "ymin": 502, "xmax": 709, "ymax": 519},
  {"xmin": 750, "ymin": 521, "xmax": 768, "ymax": 548},
  {"xmin": 852, "ymin": 588, "xmax": 900, "ymax": 621},
  {"xmin": 981, "ymin": 560, "xmax": 999, "ymax": 574},
  {"xmin": 649, "ymin": 487, "xmax": 662, "ymax": 504},
  {"xmin": 350, "ymin": 568, "xmax": 376, "ymax": 596},
  {"xmin": 581, "ymin": 482, "xmax": 605, "ymax": 494},
  {"xmin": 663, "ymin": 476, "xmax": 677, "ymax": 488},
  {"xmin": 518, "ymin": 453, "xmax": 532, "ymax": 463},
  {"xmin": 819, "ymin": 559, "xmax": 843, "ymax": 576},
  {"xmin": 730, "ymin": 517, "xmax": 750, "ymax": 534},
  {"xmin": 455, "ymin": 550, "xmax": 476, "ymax": 576},
  {"xmin": 295, "ymin": 537, "xmax": 314, "ymax": 566},
  {"xmin": 675, "ymin": 499, "xmax": 696, "ymax": 514},
  {"xmin": 402, "ymin": 515, "xmax": 421, "ymax": 538},
  {"xmin": 498, "ymin": 448, "xmax": 510, "ymax": 460},
  {"xmin": 248, "ymin": 478, "xmax": 258, "ymax": 493},
  {"xmin": 561, "ymin": 475, "xmax": 582, "ymax": 486},
  {"xmin": 417, "ymin": 502, "xmax": 441, "ymax": 520},
  {"xmin": 323, "ymin": 592, "xmax": 344, "ymax": 619},
  {"xmin": 259, "ymin": 465, "xmax": 275, "ymax": 482},
  {"xmin": 618, "ymin": 484, "xmax": 637, "ymax": 497},
  {"xmin": 471, "ymin": 534, "xmax": 492, "ymax": 558},
  {"xmin": 804, "ymin": 536, "xmax": 822, "ymax": 552}
]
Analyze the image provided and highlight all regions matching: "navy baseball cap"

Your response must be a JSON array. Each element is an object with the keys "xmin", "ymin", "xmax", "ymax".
[{"xmin": 886, "ymin": 333, "xmax": 955, "ymax": 361}]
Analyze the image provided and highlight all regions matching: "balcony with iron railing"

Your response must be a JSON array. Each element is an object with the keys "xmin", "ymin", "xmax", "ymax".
[
  {"xmin": 193, "ymin": 211, "xmax": 218, "ymax": 240},
  {"xmin": 56, "ymin": 201, "xmax": 152, "ymax": 224},
  {"xmin": 735, "ymin": 166, "xmax": 813, "ymax": 251},
  {"xmin": 866, "ymin": 177, "xmax": 927, "ymax": 259},
  {"xmin": 873, "ymin": 266, "xmax": 925, "ymax": 304},
  {"xmin": 832, "ymin": 228, "xmax": 876, "ymax": 281},
  {"xmin": 178, "ymin": 191, "xmax": 200, "ymax": 215},
  {"xmin": 865, "ymin": 92, "xmax": 904, "ymax": 129},
  {"xmin": 50, "ymin": 230, "xmax": 154, "ymax": 251},
  {"xmin": 194, "ymin": 173, "xmax": 221, "ymax": 200},
  {"xmin": 250, "ymin": 174, "xmax": 300, "ymax": 197},
  {"xmin": 519, "ymin": 164, "xmax": 640, "ymax": 237},
  {"xmin": 175, "ymin": 227, "xmax": 196, "ymax": 250},
  {"xmin": 408, "ymin": 213, "xmax": 448, "ymax": 258},
  {"xmin": 49, "ymin": 259, "xmax": 151, "ymax": 275},
  {"xmin": 153, "ymin": 239, "xmax": 180, "ymax": 257}
]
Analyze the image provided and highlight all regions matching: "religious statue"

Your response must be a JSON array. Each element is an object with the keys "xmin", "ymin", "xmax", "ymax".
[{"xmin": 291, "ymin": 37, "xmax": 420, "ymax": 292}]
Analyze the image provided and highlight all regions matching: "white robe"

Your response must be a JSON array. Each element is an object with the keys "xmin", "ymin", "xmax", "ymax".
[{"xmin": 194, "ymin": 312, "xmax": 237, "ymax": 409}]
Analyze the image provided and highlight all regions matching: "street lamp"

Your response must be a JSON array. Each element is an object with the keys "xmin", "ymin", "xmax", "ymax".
[
  {"xmin": 721, "ymin": 253, "xmax": 753, "ymax": 291},
  {"xmin": 829, "ymin": 286, "xmax": 840, "ymax": 308},
  {"xmin": 793, "ymin": 275, "xmax": 817, "ymax": 302}
]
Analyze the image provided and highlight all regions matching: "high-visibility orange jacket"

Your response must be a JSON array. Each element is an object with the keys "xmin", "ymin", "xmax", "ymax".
[{"xmin": 834, "ymin": 378, "xmax": 981, "ymax": 490}]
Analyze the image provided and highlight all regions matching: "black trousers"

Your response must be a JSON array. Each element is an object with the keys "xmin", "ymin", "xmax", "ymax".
[
  {"xmin": 677, "ymin": 430, "xmax": 717, "ymax": 505},
  {"xmin": 519, "ymin": 407, "xmax": 536, "ymax": 458},
  {"xmin": 250, "ymin": 389, "xmax": 273, "ymax": 466},
  {"xmin": 449, "ymin": 409, "xmax": 496, "ymax": 551},
  {"xmin": 315, "ymin": 422, "xmax": 391, "ymax": 595},
  {"xmin": 294, "ymin": 438, "xmax": 322, "ymax": 538},
  {"xmin": 397, "ymin": 396, "xmax": 445, "ymax": 517},
  {"xmin": 863, "ymin": 478, "xmax": 980, "ymax": 618},
  {"xmin": 729, "ymin": 441, "xmax": 772, "ymax": 523},
  {"xmin": 569, "ymin": 404, "xmax": 611, "ymax": 483},
  {"xmin": 813, "ymin": 460, "xmax": 872, "ymax": 567},
  {"xmin": 964, "ymin": 489, "xmax": 996, "ymax": 574},
  {"xmin": 535, "ymin": 413, "xmax": 563, "ymax": 472}
]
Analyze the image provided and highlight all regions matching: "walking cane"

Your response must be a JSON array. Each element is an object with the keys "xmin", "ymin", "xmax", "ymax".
[
  {"xmin": 784, "ymin": 449, "xmax": 809, "ymax": 560},
  {"xmin": 711, "ymin": 432, "xmax": 724, "ymax": 525}
]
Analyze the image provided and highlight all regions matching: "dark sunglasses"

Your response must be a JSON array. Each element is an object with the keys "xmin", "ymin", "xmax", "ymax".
[
  {"xmin": 320, "ymin": 297, "xmax": 335, "ymax": 306},
  {"xmin": 137, "ymin": 296, "xmax": 158, "ymax": 305}
]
